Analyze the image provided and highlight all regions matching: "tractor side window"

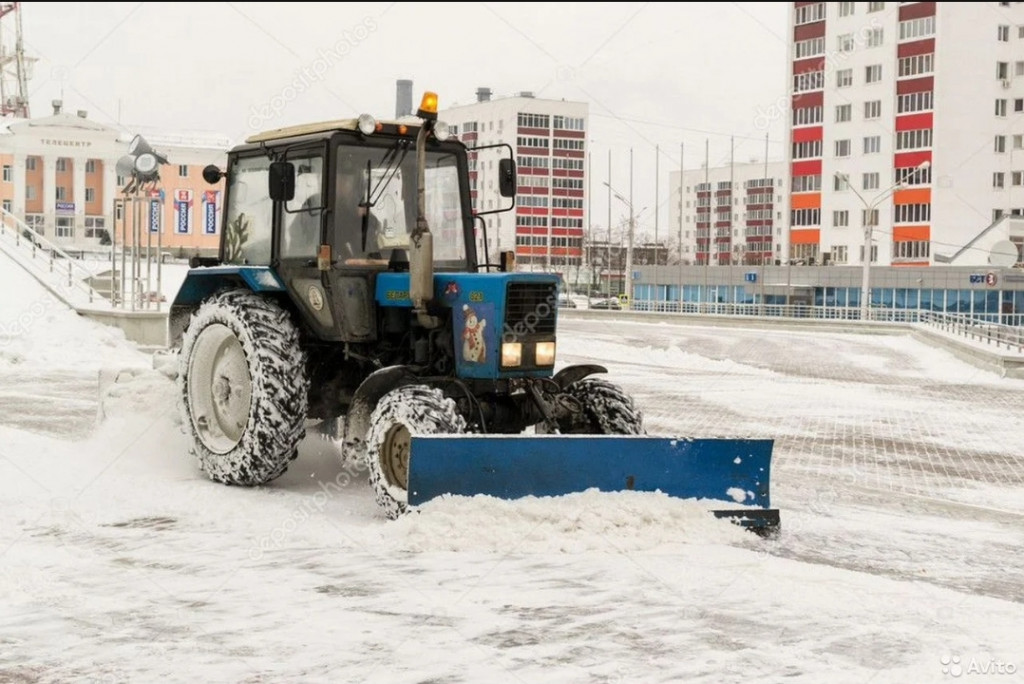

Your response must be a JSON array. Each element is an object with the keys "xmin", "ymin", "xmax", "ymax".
[
  {"xmin": 280, "ymin": 154, "xmax": 324, "ymax": 259},
  {"xmin": 223, "ymin": 156, "xmax": 273, "ymax": 265},
  {"xmin": 424, "ymin": 152, "xmax": 465, "ymax": 265}
]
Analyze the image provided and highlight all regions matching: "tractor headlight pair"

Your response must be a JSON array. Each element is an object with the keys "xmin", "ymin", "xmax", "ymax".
[{"xmin": 500, "ymin": 341, "xmax": 556, "ymax": 368}]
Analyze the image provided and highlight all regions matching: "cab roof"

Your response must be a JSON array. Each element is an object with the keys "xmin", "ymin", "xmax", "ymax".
[{"xmin": 245, "ymin": 116, "xmax": 425, "ymax": 144}]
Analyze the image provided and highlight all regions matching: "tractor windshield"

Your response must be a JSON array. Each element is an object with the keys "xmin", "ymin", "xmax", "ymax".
[{"xmin": 334, "ymin": 141, "xmax": 466, "ymax": 267}]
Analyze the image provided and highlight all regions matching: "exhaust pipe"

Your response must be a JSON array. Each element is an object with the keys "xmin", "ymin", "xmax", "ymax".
[{"xmin": 410, "ymin": 92, "xmax": 441, "ymax": 329}]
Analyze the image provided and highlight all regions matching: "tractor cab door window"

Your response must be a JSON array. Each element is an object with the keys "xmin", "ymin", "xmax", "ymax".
[
  {"xmin": 223, "ymin": 155, "xmax": 273, "ymax": 265},
  {"xmin": 280, "ymin": 153, "xmax": 324, "ymax": 260}
]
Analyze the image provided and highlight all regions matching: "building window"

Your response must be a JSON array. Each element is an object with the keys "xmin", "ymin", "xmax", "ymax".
[
  {"xmin": 864, "ymin": 100, "xmax": 882, "ymax": 119},
  {"xmin": 838, "ymin": 33, "xmax": 855, "ymax": 52},
  {"xmin": 863, "ymin": 172, "xmax": 880, "ymax": 190},
  {"xmin": 178, "ymin": 165, "xmax": 189, "ymax": 178},
  {"xmin": 862, "ymin": 209, "xmax": 880, "ymax": 227},
  {"xmin": 997, "ymin": 99, "xmax": 1008, "ymax": 116},
  {"xmin": 837, "ymin": 69, "xmax": 853, "ymax": 88},
  {"xmin": 85, "ymin": 160, "xmax": 96, "ymax": 173},
  {"xmin": 85, "ymin": 188, "xmax": 95, "ymax": 202},
  {"xmin": 794, "ymin": 70, "xmax": 824, "ymax": 92},
  {"xmin": 867, "ymin": 27, "xmax": 884, "ymax": 48},
  {"xmin": 899, "ymin": 16, "xmax": 935, "ymax": 41},
  {"xmin": 998, "ymin": 62, "xmax": 1010, "ymax": 80},
  {"xmin": 25, "ymin": 156, "xmax": 37, "ymax": 171},
  {"xmin": 1, "ymin": 165, "xmax": 10, "ymax": 182},
  {"xmin": 867, "ymin": 1, "xmax": 884, "ymax": 11},
  {"xmin": 835, "ymin": 139, "xmax": 851, "ymax": 157},
  {"xmin": 794, "ymin": 36, "xmax": 825, "ymax": 59},
  {"xmin": 866, "ymin": 65, "xmax": 883, "ymax": 83},
  {"xmin": 794, "ymin": 106, "xmax": 823, "ymax": 125},
  {"xmin": 896, "ymin": 129, "xmax": 932, "ymax": 150},
  {"xmin": 898, "ymin": 90, "xmax": 933, "ymax": 113},
  {"xmin": 833, "ymin": 210, "xmax": 849, "ymax": 227},
  {"xmin": 995, "ymin": 172, "xmax": 1006, "ymax": 188},
  {"xmin": 896, "ymin": 165, "xmax": 931, "ymax": 185},
  {"xmin": 84, "ymin": 216, "xmax": 106, "ymax": 239},
  {"xmin": 55, "ymin": 186, "xmax": 67, "ymax": 201},
  {"xmin": 836, "ymin": 104, "xmax": 852, "ymax": 122},
  {"xmin": 1012, "ymin": 171, "xmax": 1024, "ymax": 186},
  {"xmin": 863, "ymin": 136, "xmax": 881, "ymax": 154},
  {"xmin": 795, "ymin": 3, "xmax": 825, "ymax": 25},
  {"xmin": 55, "ymin": 216, "xmax": 73, "ymax": 239},
  {"xmin": 1015, "ymin": 134, "xmax": 1024, "ymax": 149},
  {"xmin": 834, "ymin": 173, "xmax": 850, "ymax": 190},
  {"xmin": 55, "ymin": 158, "xmax": 68, "ymax": 172},
  {"xmin": 1016, "ymin": 99, "xmax": 1024, "ymax": 112},
  {"xmin": 831, "ymin": 246, "xmax": 849, "ymax": 264},
  {"xmin": 996, "ymin": 135, "xmax": 1008, "ymax": 153},
  {"xmin": 899, "ymin": 53, "xmax": 934, "ymax": 78},
  {"xmin": 25, "ymin": 186, "xmax": 35, "ymax": 200},
  {"xmin": 1, "ymin": 199, "xmax": 10, "ymax": 213},
  {"xmin": 894, "ymin": 203, "xmax": 931, "ymax": 223},
  {"xmin": 837, "ymin": 1, "xmax": 854, "ymax": 17},
  {"xmin": 1000, "ymin": 25, "xmax": 1011, "ymax": 42}
]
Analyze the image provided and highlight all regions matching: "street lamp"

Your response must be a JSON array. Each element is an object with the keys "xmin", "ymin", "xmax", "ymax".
[
  {"xmin": 834, "ymin": 160, "xmax": 930, "ymax": 321},
  {"xmin": 603, "ymin": 181, "xmax": 640, "ymax": 302}
]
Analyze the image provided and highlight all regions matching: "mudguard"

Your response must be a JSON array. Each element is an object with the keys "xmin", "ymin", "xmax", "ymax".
[{"xmin": 406, "ymin": 435, "xmax": 780, "ymax": 536}]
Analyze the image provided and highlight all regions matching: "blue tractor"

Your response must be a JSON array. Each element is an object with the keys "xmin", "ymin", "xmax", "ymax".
[{"xmin": 170, "ymin": 91, "xmax": 779, "ymax": 533}]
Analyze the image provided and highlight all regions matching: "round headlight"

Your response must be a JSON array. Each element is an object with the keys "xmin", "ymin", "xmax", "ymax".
[
  {"xmin": 432, "ymin": 120, "xmax": 451, "ymax": 141},
  {"xmin": 357, "ymin": 114, "xmax": 376, "ymax": 135}
]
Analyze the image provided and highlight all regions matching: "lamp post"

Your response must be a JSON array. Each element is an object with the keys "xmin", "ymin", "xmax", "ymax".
[
  {"xmin": 603, "ymin": 182, "xmax": 639, "ymax": 302},
  {"xmin": 835, "ymin": 160, "xmax": 930, "ymax": 321}
]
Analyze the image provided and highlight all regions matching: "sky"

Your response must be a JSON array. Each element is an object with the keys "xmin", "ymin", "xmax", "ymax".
[
  {"xmin": 8, "ymin": 2, "xmax": 793, "ymax": 242},
  {"xmin": 3, "ymin": 245, "xmax": 1024, "ymax": 681}
]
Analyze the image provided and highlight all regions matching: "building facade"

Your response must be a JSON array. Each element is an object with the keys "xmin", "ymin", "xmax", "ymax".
[
  {"xmin": 787, "ymin": 1, "xmax": 1024, "ymax": 269},
  {"xmin": 670, "ymin": 160, "xmax": 789, "ymax": 266},
  {"xmin": 0, "ymin": 101, "xmax": 228, "ymax": 257},
  {"xmin": 440, "ymin": 88, "xmax": 587, "ymax": 273}
]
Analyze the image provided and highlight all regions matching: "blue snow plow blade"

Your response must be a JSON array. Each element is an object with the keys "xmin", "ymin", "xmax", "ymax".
[{"xmin": 407, "ymin": 436, "xmax": 780, "ymax": 536}]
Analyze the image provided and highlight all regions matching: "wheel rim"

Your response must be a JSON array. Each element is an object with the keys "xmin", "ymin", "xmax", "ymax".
[
  {"xmin": 187, "ymin": 323, "xmax": 253, "ymax": 454},
  {"xmin": 379, "ymin": 424, "xmax": 412, "ymax": 490}
]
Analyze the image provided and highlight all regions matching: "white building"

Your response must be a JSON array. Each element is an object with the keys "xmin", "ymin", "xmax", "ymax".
[
  {"xmin": 670, "ymin": 160, "xmax": 789, "ymax": 265},
  {"xmin": 786, "ymin": 1, "xmax": 1024, "ymax": 268},
  {"xmin": 1, "ymin": 100, "xmax": 229, "ymax": 255},
  {"xmin": 439, "ymin": 87, "xmax": 587, "ymax": 273}
]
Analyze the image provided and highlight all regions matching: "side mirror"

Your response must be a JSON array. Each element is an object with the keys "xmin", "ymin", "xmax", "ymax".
[
  {"xmin": 202, "ymin": 164, "xmax": 225, "ymax": 185},
  {"xmin": 269, "ymin": 161, "xmax": 295, "ymax": 202},
  {"xmin": 498, "ymin": 158, "xmax": 516, "ymax": 198}
]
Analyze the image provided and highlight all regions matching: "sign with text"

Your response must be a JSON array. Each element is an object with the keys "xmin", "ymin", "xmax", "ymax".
[
  {"xmin": 174, "ymin": 189, "xmax": 193, "ymax": 235},
  {"xmin": 55, "ymin": 201, "xmax": 75, "ymax": 214},
  {"xmin": 202, "ymin": 190, "xmax": 221, "ymax": 235},
  {"xmin": 149, "ymin": 199, "xmax": 161, "ymax": 234},
  {"xmin": 745, "ymin": 272, "xmax": 757, "ymax": 283}
]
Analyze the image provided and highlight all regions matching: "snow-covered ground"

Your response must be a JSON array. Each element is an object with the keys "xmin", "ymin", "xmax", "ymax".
[{"xmin": 2, "ymin": 258, "xmax": 1024, "ymax": 683}]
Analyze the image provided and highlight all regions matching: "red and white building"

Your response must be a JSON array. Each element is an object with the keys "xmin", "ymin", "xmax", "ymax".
[
  {"xmin": 441, "ymin": 88, "xmax": 587, "ymax": 271},
  {"xmin": 786, "ymin": 1, "xmax": 1024, "ymax": 267}
]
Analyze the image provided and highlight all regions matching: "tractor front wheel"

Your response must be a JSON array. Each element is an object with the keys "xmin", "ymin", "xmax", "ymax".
[
  {"xmin": 543, "ymin": 377, "xmax": 646, "ymax": 435},
  {"xmin": 365, "ymin": 385, "xmax": 466, "ymax": 519},
  {"xmin": 178, "ymin": 289, "xmax": 310, "ymax": 485}
]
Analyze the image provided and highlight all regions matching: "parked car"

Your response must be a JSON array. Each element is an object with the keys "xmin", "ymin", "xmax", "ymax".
[
  {"xmin": 557, "ymin": 293, "xmax": 577, "ymax": 308},
  {"xmin": 590, "ymin": 298, "xmax": 621, "ymax": 310}
]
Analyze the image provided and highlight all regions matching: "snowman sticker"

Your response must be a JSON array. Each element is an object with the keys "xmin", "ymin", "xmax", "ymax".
[{"xmin": 461, "ymin": 304, "xmax": 487, "ymax": 364}]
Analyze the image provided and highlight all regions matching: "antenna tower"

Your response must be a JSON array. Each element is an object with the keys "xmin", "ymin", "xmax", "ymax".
[{"xmin": 0, "ymin": 2, "xmax": 32, "ymax": 119}]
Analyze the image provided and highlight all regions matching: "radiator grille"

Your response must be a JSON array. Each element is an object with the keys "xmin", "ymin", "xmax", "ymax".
[{"xmin": 504, "ymin": 281, "xmax": 557, "ymax": 337}]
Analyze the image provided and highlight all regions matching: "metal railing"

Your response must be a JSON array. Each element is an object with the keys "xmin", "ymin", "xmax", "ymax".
[
  {"xmin": 0, "ymin": 208, "xmax": 112, "ymax": 309},
  {"xmin": 919, "ymin": 311, "xmax": 1024, "ymax": 354}
]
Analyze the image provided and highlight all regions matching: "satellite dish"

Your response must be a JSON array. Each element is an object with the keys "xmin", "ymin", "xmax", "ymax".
[{"xmin": 989, "ymin": 239, "xmax": 1019, "ymax": 267}]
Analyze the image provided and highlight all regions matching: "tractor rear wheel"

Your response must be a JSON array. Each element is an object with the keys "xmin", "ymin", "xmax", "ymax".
[
  {"xmin": 365, "ymin": 385, "xmax": 466, "ymax": 519},
  {"xmin": 544, "ymin": 377, "xmax": 645, "ymax": 435},
  {"xmin": 178, "ymin": 289, "xmax": 309, "ymax": 486}
]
